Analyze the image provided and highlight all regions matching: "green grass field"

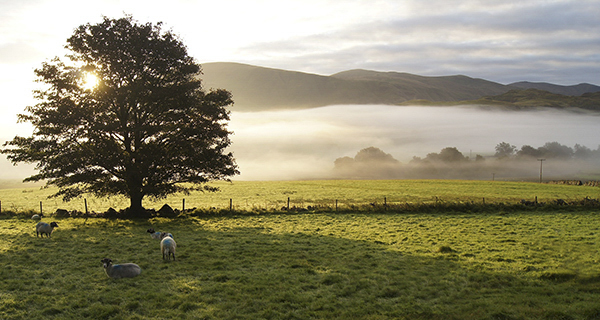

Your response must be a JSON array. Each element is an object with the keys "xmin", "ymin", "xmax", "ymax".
[
  {"xmin": 1, "ymin": 180, "xmax": 600, "ymax": 319},
  {"xmin": 2, "ymin": 212, "xmax": 600, "ymax": 319},
  {"xmin": 1, "ymin": 179, "xmax": 599, "ymax": 214}
]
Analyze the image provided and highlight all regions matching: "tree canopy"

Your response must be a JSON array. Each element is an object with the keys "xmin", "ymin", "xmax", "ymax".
[{"xmin": 2, "ymin": 16, "xmax": 239, "ymax": 215}]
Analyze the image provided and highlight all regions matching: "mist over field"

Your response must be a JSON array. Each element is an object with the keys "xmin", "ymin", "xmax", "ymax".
[
  {"xmin": 1, "ymin": 104, "xmax": 599, "ymax": 183},
  {"xmin": 228, "ymin": 105, "xmax": 600, "ymax": 181}
]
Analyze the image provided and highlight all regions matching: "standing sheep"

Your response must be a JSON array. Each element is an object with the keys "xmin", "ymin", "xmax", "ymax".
[
  {"xmin": 35, "ymin": 221, "xmax": 58, "ymax": 238},
  {"xmin": 101, "ymin": 258, "xmax": 142, "ymax": 279},
  {"xmin": 161, "ymin": 236, "xmax": 176, "ymax": 261}
]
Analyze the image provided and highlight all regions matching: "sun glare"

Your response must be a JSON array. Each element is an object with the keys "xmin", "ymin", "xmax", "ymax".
[{"xmin": 82, "ymin": 72, "xmax": 99, "ymax": 90}]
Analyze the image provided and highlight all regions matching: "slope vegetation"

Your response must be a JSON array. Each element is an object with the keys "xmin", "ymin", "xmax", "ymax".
[
  {"xmin": 201, "ymin": 62, "xmax": 511, "ymax": 110},
  {"xmin": 201, "ymin": 62, "xmax": 600, "ymax": 111}
]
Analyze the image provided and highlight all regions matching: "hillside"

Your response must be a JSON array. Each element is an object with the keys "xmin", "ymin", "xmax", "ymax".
[
  {"xmin": 200, "ymin": 62, "xmax": 600, "ymax": 111},
  {"xmin": 200, "ymin": 62, "xmax": 512, "ymax": 110},
  {"xmin": 475, "ymin": 89, "xmax": 600, "ymax": 111},
  {"xmin": 509, "ymin": 81, "xmax": 600, "ymax": 96}
]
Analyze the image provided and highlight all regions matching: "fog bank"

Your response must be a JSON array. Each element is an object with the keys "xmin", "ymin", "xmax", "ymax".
[{"xmin": 228, "ymin": 105, "xmax": 600, "ymax": 180}]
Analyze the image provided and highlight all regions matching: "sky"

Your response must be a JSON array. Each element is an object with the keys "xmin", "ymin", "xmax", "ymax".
[{"xmin": 1, "ymin": 0, "xmax": 599, "ymax": 180}]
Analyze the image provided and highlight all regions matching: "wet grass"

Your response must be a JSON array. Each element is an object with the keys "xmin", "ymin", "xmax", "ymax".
[{"xmin": 2, "ymin": 211, "xmax": 600, "ymax": 319}]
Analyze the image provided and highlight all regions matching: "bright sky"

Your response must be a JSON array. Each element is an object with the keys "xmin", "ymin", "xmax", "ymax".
[{"xmin": 0, "ymin": 0, "xmax": 599, "ymax": 179}]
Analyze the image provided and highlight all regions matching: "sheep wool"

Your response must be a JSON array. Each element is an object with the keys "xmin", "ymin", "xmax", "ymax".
[
  {"xmin": 161, "ymin": 236, "xmax": 176, "ymax": 261},
  {"xmin": 31, "ymin": 213, "xmax": 43, "ymax": 220},
  {"xmin": 35, "ymin": 221, "xmax": 58, "ymax": 238},
  {"xmin": 101, "ymin": 258, "xmax": 141, "ymax": 279}
]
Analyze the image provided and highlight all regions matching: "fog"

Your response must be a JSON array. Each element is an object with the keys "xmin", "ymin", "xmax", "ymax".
[
  {"xmin": 228, "ymin": 105, "xmax": 600, "ymax": 181},
  {"xmin": 1, "ymin": 104, "xmax": 599, "ymax": 182}
]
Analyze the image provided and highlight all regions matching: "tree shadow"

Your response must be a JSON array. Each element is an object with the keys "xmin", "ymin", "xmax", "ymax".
[{"xmin": 1, "ymin": 217, "xmax": 600, "ymax": 320}]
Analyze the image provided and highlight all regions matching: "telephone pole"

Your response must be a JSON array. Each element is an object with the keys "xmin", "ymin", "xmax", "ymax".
[{"xmin": 537, "ymin": 159, "xmax": 546, "ymax": 183}]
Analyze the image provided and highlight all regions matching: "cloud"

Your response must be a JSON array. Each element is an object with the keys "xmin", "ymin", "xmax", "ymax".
[{"xmin": 235, "ymin": 0, "xmax": 600, "ymax": 85}]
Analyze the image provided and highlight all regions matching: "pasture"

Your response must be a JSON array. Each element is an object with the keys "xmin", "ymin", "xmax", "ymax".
[
  {"xmin": 1, "ymin": 179, "xmax": 599, "ymax": 214},
  {"xmin": 1, "ymin": 180, "xmax": 600, "ymax": 319},
  {"xmin": 2, "ymin": 212, "xmax": 600, "ymax": 319}
]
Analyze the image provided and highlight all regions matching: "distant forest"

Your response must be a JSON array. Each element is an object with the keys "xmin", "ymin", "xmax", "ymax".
[{"xmin": 333, "ymin": 142, "xmax": 600, "ymax": 181}]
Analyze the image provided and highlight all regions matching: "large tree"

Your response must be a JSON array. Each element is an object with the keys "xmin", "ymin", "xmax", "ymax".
[{"xmin": 2, "ymin": 16, "xmax": 239, "ymax": 215}]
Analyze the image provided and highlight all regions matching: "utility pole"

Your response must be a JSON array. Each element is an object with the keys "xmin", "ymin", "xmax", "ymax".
[{"xmin": 537, "ymin": 159, "xmax": 546, "ymax": 183}]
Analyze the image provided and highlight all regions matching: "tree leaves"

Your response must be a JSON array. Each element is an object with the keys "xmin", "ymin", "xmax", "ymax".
[{"xmin": 1, "ymin": 16, "xmax": 239, "ymax": 211}]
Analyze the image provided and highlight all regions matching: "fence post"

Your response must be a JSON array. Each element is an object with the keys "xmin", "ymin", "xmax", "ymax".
[
  {"xmin": 287, "ymin": 197, "xmax": 290, "ymax": 210},
  {"xmin": 384, "ymin": 197, "xmax": 387, "ymax": 210},
  {"xmin": 335, "ymin": 199, "xmax": 338, "ymax": 212},
  {"xmin": 40, "ymin": 201, "xmax": 43, "ymax": 215},
  {"xmin": 182, "ymin": 198, "xmax": 185, "ymax": 211},
  {"xmin": 84, "ymin": 198, "xmax": 88, "ymax": 214},
  {"xmin": 230, "ymin": 198, "xmax": 233, "ymax": 211}
]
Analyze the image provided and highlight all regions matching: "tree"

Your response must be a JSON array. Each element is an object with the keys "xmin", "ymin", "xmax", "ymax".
[
  {"xmin": 494, "ymin": 142, "xmax": 516, "ymax": 159},
  {"xmin": 426, "ymin": 147, "xmax": 466, "ymax": 163},
  {"xmin": 1, "ymin": 16, "xmax": 239, "ymax": 216},
  {"xmin": 353, "ymin": 147, "xmax": 399, "ymax": 164}
]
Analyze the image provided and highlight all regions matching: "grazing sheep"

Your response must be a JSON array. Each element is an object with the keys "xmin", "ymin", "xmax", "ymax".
[
  {"xmin": 161, "ymin": 236, "xmax": 176, "ymax": 261},
  {"xmin": 35, "ymin": 221, "xmax": 58, "ymax": 238},
  {"xmin": 101, "ymin": 258, "xmax": 141, "ymax": 279},
  {"xmin": 31, "ymin": 213, "xmax": 44, "ymax": 220},
  {"xmin": 147, "ymin": 228, "xmax": 173, "ymax": 240}
]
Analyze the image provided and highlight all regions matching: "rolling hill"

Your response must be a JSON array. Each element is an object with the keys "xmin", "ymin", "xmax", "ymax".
[
  {"xmin": 509, "ymin": 81, "xmax": 600, "ymax": 96},
  {"xmin": 200, "ymin": 62, "xmax": 599, "ymax": 111}
]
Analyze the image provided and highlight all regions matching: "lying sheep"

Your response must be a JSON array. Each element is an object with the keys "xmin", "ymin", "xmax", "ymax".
[
  {"xmin": 35, "ymin": 221, "xmax": 58, "ymax": 238},
  {"xmin": 161, "ymin": 236, "xmax": 176, "ymax": 261},
  {"xmin": 31, "ymin": 213, "xmax": 44, "ymax": 220},
  {"xmin": 101, "ymin": 258, "xmax": 141, "ymax": 279},
  {"xmin": 147, "ymin": 228, "xmax": 173, "ymax": 240}
]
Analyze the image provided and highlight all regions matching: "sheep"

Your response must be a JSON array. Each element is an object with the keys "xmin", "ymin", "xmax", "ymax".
[
  {"xmin": 35, "ymin": 221, "xmax": 58, "ymax": 238},
  {"xmin": 161, "ymin": 236, "xmax": 176, "ymax": 261},
  {"xmin": 31, "ymin": 213, "xmax": 44, "ymax": 220},
  {"xmin": 147, "ymin": 228, "xmax": 173, "ymax": 240},
  {"xmin": 101, "ymin": 258, "xmax": 141, "ymax": 279}
]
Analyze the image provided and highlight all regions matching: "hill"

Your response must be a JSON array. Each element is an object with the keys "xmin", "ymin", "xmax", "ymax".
[
  {"xmin": 200, "ymin": 62, "xmax": 600, "ymax": 111},
  {"xmin": 474, "ymin": 89, "xmax": 600, "ymax": 111},
  {"xmin": 509, "ymin": 81, "xmax": 600, "ymax": 96},
  {"xmin": 200, "ymin": 62, "xmax": 511, "ymax": 110}
]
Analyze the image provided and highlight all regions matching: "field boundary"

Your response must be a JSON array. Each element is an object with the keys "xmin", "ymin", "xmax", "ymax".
[{"xmin": 1, "ymin": 194, "xmax": 599, "ymax": 219}]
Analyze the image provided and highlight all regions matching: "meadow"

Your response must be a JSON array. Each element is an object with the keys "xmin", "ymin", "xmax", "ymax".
[
  {"xmin": 1, "ymin": 179, "xmax": 599, "ymax": 214},
  {"xmin": 1, "ymin": 180, "xmax": 600, "ymax": 319}
]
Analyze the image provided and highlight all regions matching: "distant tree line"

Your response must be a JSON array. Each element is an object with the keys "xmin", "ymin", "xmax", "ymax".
[
  {"xmin": 333, "ymin": 142, "xmax": 600, "ymax": 180},
  {"xmin": 493, "ymin": 141, "xmax": 599, "ymax": 161}
]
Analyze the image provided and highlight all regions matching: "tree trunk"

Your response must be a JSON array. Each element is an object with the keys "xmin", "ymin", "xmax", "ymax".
[{"xmin": 129, "ymin": 192, "xmax": 145, "ymax": 217}]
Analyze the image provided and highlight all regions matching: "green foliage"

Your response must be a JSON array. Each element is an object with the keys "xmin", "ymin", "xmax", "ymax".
[
  {"xmin": 1, "ymin": 16, "xmax": 238, "ymax": 215},
  {"xmin": 2, "ymin": 211, "xmax": 600, "ymax": 319}
]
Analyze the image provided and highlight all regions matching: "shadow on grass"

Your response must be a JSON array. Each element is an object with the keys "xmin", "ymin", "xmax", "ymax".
[{"xmin": 1, "ymin": 217, "xmax": 600, "ymax": 319}]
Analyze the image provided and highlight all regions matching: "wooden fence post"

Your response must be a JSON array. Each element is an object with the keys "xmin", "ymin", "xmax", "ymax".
[
  {"xmin": 230, "ymin": 198, "xmax": 233, "ymax": 211},
  {"xmin": 287, "ymin": 197, "xmax": 290, "ymax": 210},
  {"xmin": 182, "ymin": 198, "xmax": 185, "ymax": 211},
  {"xmin": 335, "ymin": 199, "xmax": 338, "ymax": 212},
  {"xmin": 84, "ymin": 198, "xmax": 88, "ymax": 214},
  {"xmin": 40, "ymin": 201, "xmax": 43, "ymax": 215}
]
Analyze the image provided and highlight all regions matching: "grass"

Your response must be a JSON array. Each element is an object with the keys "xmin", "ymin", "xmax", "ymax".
[
  {"xmin": 1, "ymin": 179, "xmax": 599, "ymax": 214},
  {"xmin": 2, "ymin": 211, "xmax": 600, "ymax": 319}
]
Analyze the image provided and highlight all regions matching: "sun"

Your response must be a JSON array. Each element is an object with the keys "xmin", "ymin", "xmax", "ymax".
[{"xmin": 82, "ymin": 72, "xmax": 99, "ymax": 90}]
